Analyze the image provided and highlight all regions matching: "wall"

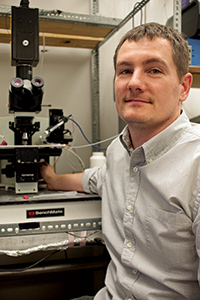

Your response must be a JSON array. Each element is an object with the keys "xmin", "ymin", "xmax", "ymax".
[
  {"xmin": 0, "ymin": 0, "xmax": 145, "ymax": 173},
  {"xmin": 0, "ymin": 0, "xmax": 93, "ymax": 173},
  {"xmin": 0, "ymin": 0, "xmax": 199, "ymax": 174},
  {"xmin": 98, "ymin": 0, "xmax": 200, "ymax": 149}
]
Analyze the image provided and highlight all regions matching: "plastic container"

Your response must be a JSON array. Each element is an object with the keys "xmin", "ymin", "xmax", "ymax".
[{"xmin": 89, "ymin": 152, "xmax": 106, "ymax": 168}]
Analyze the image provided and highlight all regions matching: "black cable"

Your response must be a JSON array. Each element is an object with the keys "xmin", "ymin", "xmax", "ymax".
[
  {"xmin": 68, "ymin": 117, "xmax": 107, "ymax": 151},
  {"xmin": 0, "ymin": 249, "xmax": 60, "ymax": 273}
]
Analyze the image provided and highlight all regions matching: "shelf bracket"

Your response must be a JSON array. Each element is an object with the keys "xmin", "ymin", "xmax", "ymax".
[
  {"xmin": 91, "ymin": 48, "xmax": 100, "ymax": 146},
  {"xmin": 173, "ymin": 0, "xmax": 181, "ymax": 32}
]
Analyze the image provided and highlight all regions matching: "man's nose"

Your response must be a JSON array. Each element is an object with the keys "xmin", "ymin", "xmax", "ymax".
[{"xmin": 127, "ymin": 70, "xmax": 145, "ymax": 91}]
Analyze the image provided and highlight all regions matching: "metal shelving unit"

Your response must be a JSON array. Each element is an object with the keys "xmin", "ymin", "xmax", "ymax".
[
  {"xmin": 0, "ymin": 0, "xmax": 150, "ymax": 144},
  {"xmin": 0, "ymin": 5, "xmax": 121, "ymax": 48}
]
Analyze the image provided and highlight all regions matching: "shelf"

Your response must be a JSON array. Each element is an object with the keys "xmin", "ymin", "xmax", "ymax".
[
  {"xmin": 189, "ymin": 66, "xmax": 200, "ymax": 88},
  {"xmin": 0, "ymin": 5, "xmax": 121, "ymax": 49},
  {"xmin": 189, "ymin": 66, "xmax": 200, "ymax": 73}
]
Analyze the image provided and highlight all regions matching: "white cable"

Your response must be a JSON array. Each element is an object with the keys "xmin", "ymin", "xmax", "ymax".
[
  {"xmin": 64, "ymin": 146, "xmax": 85, "ymax": 171},
  {"xmin": 70, "ymin": 134, "xmax": 119, "ymax": 149}
]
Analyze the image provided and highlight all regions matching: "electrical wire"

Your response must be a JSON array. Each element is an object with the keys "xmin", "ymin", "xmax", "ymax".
[
  {"xmin": 69, "ymin": 134, "xmax": 119, "ymax": 149},
  {"xmin": 65, "ymin": 230, "xmax": 100, "ymax": 239},
  {"xmin": 132, "ymin": 1, "xmax": 143, "ymax": 28},
  {"xmin": 64, "ymin": 146, "xmax": 86, "ymax": 171},
  {"xmin": 68, "ymin": 117, "xmax": 107, "ymax": 150},
  {"xmin": 0, "ymin": 249, "xmax": 60, "ymax": 273},
  {"xmin": 52, "ymin": 147, "xmax": 85, "ymax": 173},
  {"xmin": 0, "ymin": 231, "xmax": 102, "ymax": 273}
]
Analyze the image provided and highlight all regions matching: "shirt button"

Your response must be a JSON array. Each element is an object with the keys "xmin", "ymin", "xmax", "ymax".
[
  {"xmin": 147, "ymin": 158, "xmax": 153, "ymax": 164},
  {"xmin": 133, "ymin": 167, "xmax": 138, "ymax": 173},
  {"xmin": 133, "ymin": 269, "xmax": 138, "ymax": 275},
  {"xmin": 127, "ymin": 241, "xmax": 133, "ymax": 248},
  {"xmin": 127, "ymin": 205, "xmax": 133, "ymax": 211}
]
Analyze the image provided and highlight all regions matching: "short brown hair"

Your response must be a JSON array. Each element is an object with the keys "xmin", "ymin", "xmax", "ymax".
[{"xmin": 114, "ymin": 23, "xmax": 190, "ymax": 80}]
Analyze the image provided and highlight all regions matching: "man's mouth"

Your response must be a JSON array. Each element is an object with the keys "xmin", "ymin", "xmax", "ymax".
[{"xmin": 125, "ymin": 98, "xmax": 151, "ymax": 104}]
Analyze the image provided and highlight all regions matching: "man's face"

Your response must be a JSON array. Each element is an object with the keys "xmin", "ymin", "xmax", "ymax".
[{"xmin": 114, "ymin": 37, "xmax": 190, "ymax": 135}]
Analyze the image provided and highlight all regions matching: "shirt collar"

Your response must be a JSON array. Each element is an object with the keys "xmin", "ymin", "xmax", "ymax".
[{"xmin": 120, "ymin": 111, "xmax": 192, "ymax": 164}]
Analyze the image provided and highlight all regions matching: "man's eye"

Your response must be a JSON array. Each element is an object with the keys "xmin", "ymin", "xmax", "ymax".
[
  {"xmin": 120, "ymin": 70, "xmax": 131, "ymax": 74},
  {"xmin": 150, "ymin": 68, "xmax": 161, "ymax": 74}
]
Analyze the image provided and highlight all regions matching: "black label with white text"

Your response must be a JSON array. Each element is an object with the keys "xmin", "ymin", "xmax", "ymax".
[{"xmin": 27, "ymin": 208, "xmax": 65, "ymax": 218}]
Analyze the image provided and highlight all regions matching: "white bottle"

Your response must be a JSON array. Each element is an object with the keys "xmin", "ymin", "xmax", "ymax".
[{"xmin": 90, "ymin": 152, "xmax": 106, "ymax": 168}]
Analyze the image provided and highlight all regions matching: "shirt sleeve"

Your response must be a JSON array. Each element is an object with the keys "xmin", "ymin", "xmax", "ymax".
[
  {"xmin": 82, "ymin": 164, "xmax": 106, "ymax": 197},
  {"xmin": 192, "ymin": 198, "xmax": 200, "ymax": 285}
]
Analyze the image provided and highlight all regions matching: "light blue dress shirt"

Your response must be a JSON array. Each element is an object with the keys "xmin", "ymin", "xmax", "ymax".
[{"xmin": 82, "ymin": 111, "xmax": 200, "ymax": 300}]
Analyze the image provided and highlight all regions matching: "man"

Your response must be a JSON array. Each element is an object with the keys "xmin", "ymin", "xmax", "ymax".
[{"xmin": 40, "ymin": 23, "xmax": 200, "ymax": 299}]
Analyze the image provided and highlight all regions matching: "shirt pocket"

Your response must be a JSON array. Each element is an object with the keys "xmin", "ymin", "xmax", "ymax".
[{"xmin": 145, "ymin": 205, "xmax": 196, "ymax": 269}]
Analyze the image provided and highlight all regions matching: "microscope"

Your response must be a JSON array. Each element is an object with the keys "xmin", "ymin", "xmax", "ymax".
[{"xmin": 0, "ymin": 1, "xmax": 71, "ymax": 194}]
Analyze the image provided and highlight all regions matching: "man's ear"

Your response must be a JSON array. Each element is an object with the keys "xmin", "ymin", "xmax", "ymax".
[
  {"xmin": 180, "ymin": 72, "xmax": 193, "ymax": 103},
  {"xmin": 113, "ymin": 75, "xmax": 115, "ymax": 102}
]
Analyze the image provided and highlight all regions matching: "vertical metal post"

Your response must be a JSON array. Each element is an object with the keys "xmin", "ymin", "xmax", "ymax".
[
  {"xmin": 91, "ymin": 0, "xmax": 99, "ymax": 15},
  {"xmin": 91, "ymin": 48, "xmax": 100, "ymax": 146},
  {"xmin": 173, "ymin": 0, "xmax": 181, "ymax": 32},
  {"xmin": 90, "ymin": 0, "xmax": 100, "ymax": 151},
  {"xmin": 91, "ymin": 0, "xmax": 100, "ymax": 147}
]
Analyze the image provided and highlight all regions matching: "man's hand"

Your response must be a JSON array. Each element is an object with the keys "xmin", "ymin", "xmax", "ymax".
[
  {"xmin": 39, "ymin": 162, "xmax": 84, "ymax": 192},
  {"xmin": 40, "ymin": 163, "xmax": 56, "ymax": 190}
]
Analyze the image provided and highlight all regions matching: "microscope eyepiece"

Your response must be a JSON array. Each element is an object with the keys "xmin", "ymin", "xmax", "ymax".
[
  {"xmin": 31, "ymin": 77, "xmax": 44, "ymax": 89},
  {"xmin": 11, "ymin": 77, "xmax": 24, "ymax": 90}
]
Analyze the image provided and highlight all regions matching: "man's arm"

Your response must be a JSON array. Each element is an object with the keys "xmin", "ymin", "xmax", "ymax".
[{"xmin": 40, "ymin": 163, "xmax": 84, "ymax": 192}]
